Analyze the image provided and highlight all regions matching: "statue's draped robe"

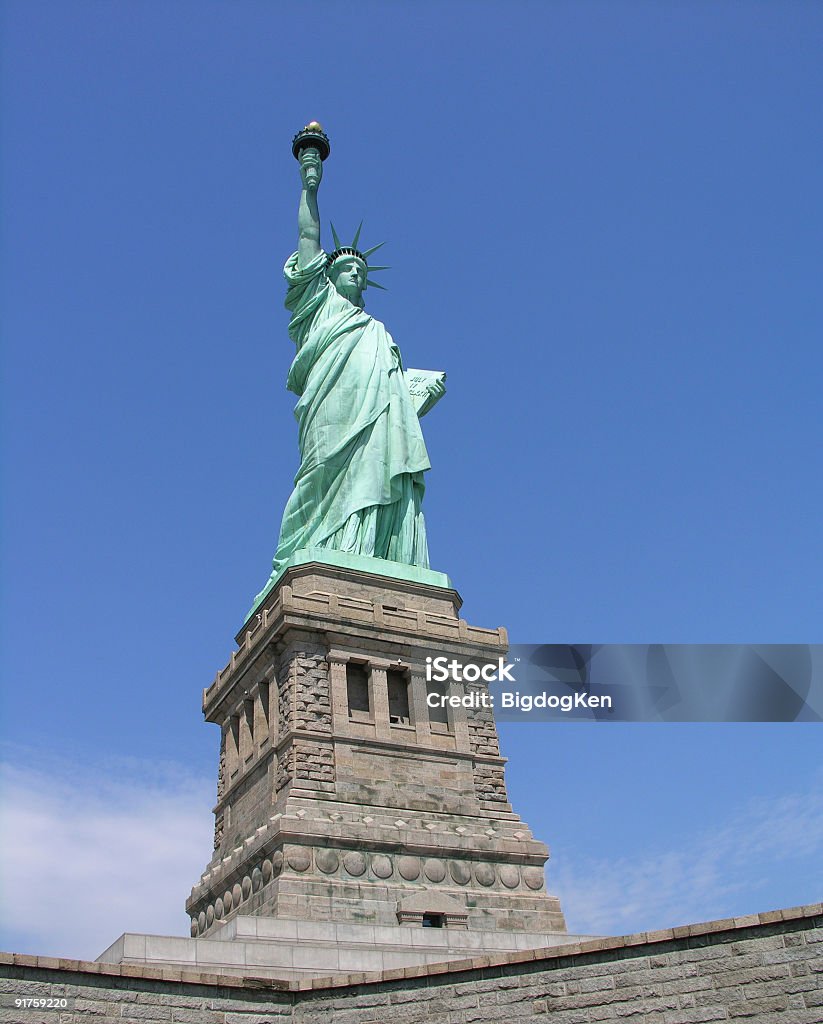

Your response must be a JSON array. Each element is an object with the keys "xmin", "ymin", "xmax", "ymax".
[{"xmin": 267, "ymin": 250, "xmax": 431, "ymax": 582}]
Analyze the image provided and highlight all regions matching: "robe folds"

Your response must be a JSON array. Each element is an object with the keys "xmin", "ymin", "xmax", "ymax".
[{"xmin": 268, "ymin": 250, "xmax": 432, "ymax": 579}]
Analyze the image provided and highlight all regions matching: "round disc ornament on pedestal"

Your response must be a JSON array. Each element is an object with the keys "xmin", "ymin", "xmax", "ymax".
[
  {"xmin": 499, "ymin": 865, "xmax": 520, "ymax": 889},
  {"xmin": 449, "ymin": 861, "xmax": 471, "ymax": 885},
  {"xmin": 398, "ymin": 856, "xmax": 421, "ymax": 880},
  {"xmin": 424, "ymin": 858, "xmax": 446, "ymax": 883},
  {"xmin": 343, "ymin": 851, "xmax": 368, "ymax": 877},
  {"xmin": 474, "ymin": 863, "xmax": 496, "ymax": 887},
  {"xmin": 287, "ymin": 846, "xmax": 311, "ymax": 872},
  {"xmin": 372, "ymin": 854, "xmax": 393, "ymax": 879},
  {"xmin": 316, "ymin": 848, "xmax": 340, "ymax": 874}
]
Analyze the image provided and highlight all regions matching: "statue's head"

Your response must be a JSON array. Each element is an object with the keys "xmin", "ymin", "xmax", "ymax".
[
  {"xmin": 326, "ymin": 224, "xmax": 388, "ymax": 307},
  {"xmin": 328, "ymin": 254, "xmax": 368, "ymax": 307}
]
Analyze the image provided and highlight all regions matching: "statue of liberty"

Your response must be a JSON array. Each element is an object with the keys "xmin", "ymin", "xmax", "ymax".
[{"xmin": 249, "ymin": 124, "xmax": 446, "ymax": 615}]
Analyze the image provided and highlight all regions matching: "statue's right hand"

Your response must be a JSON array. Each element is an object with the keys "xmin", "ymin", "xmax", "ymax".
[{"xmin": 299, "ymin": 147, "xmax": 323, "ymax": 191}]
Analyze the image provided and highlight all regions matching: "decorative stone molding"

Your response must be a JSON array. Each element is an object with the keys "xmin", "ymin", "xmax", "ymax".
[
  {"xmin": 286, "ymin": 846, "xmax": 311, "ymax": 872},
  {"xmin": 423, "ymin": 858, "xmax": 446, "ymax": 882},
  {"xmin": 499, "ymin": 865, "xmax": 520, "ymax": 889},
  {"xmin": 372, "ymin": 854, "xmax": 393, "ymax": 878},
  {"xmin": 449, "ymin": 860, "xmax": 471, "ymax": 885},
  {"xmin": 398, "ymin": 855, "xmax": 421, "ymax": 880},
  {"xmin": 315, "ymin": 849, "xmax": 339, "ymax": 874},
  {"xmin": 474, "ymin": 863, "xmax": 496, "ymax": 887},
  {"xmin": 342, "ymin": 851, "xmax": 368, "ymax": 876}
]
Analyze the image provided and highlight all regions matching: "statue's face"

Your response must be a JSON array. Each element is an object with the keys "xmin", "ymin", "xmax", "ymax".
[{"xmin": 329, "ymin": 256, "xmax": 367, "ymax": 306}]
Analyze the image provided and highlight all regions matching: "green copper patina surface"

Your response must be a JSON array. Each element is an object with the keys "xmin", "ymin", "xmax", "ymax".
[{"xmin": 247, "ymin": 126, "xmax": 447, "ymax": 619}]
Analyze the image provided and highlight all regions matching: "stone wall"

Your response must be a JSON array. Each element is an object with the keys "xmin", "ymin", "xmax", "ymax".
[{"xmin": 2, "ymin": 904, "xmax": 821, "ymax": 1023}]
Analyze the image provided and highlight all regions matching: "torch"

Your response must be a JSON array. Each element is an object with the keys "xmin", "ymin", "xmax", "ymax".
[{"xmin": 292, "ymin": 121, "xmax": 330, "ymax": 189}]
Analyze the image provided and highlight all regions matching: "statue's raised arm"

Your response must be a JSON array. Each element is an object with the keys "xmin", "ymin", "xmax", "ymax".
[
  {"xmin": 297, "ymin": 148, "xmax": 322, "ymax": 269},
  {"xmin": 291, "ymin": 122, "xmax": 330, "ymax": 269}
]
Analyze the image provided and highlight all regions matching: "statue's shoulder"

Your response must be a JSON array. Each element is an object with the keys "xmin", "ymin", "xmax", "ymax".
[{"xmin": 285, "ymin": 250, "xmax": 328, "ymax": 285}]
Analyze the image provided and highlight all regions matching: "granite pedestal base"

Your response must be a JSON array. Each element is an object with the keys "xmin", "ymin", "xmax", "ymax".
[{"xmin": 182, "ymin": 559, "xmax": 566, "ymax": 965}]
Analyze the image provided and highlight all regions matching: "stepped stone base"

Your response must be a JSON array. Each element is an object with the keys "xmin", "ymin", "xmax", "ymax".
[{"xmin": 97, "ymin": 915, "xmax": 587, "ymax": 980}]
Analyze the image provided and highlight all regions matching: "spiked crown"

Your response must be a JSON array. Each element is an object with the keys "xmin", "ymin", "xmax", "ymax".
[{"xmin": 327, "ymin": 222, "xmax": 390, "ymax": 291}]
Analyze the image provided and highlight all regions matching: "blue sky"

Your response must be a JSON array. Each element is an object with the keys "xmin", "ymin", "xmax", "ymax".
[{"xmin": 1, "ymin": 2, "xmax": 821, "ymax": 959}]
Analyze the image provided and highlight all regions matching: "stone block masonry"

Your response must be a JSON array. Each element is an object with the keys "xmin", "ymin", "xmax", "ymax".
[{"xmin": 1, "ymin": 904, "xmax": 821, "ymax": 1023}]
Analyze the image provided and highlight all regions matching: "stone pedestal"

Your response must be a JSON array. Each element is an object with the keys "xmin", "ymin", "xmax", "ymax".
[{"xmin": 185, "ymin": 559, "xmax": 566, "ymax": 940}]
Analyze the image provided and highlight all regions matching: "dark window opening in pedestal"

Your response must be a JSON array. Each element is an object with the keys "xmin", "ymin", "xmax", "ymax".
[
  {"xmin": 422, "ymin": 913, "xmax": 444, "ymax": 928},
  {"xmin": 244, "ymin": 698, "xmax": 255, "ymax": 742},
  {"xmin": 426, "ymin": 681, "xmax": 450, "ymax": 727},
  {"xmin": 387, "ymin": 669, "xmax": 410, "ymax": 724},
  {"xmin": 258, "ymin": 680, "xmax": 270, "ymax": 727},
  {"xmin": 228, "ymin": 715, "xmax": 241, "ymax": 773},
  {"xmin": 346, "ymin": 662, "xmax": 371, "ymax": 720}
]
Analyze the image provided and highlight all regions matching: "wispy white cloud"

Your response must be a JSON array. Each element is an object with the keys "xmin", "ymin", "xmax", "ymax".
[
  {"xmin": 0, "ymin": 750, "xmax": 214, "ymax": 961},
  {"xmin": 551, "ymin": 769, "xmax": 823, "ymax": 936}
]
